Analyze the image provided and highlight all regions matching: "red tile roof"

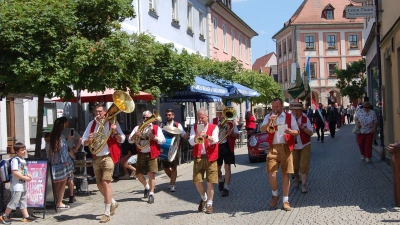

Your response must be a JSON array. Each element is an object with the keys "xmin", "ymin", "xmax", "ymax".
[
  {"xmin": 252, "ymin": 52, "xmax": 276, "ymax": 73},
  {"xmin": 274, "ymin": 0, "xmax": 363, "ymax": 38}
]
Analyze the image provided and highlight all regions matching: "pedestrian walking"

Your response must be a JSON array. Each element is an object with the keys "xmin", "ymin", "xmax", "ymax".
[
  {"xmin": 0, "ymin": 143, "xmax": 37, "ymax": 224},
  {"xmin": 129, "ymin": 110, "xmax": 166, "ymax": 204},
  {"xmin": 188, "ymin": 108, "xmax": 219, "ymax": 214},
  {"xmin": 327, "ymin": 102, "xmax": 339, "ymax": 138},
  {"xmin": 213, "ymin": 106, "xmax": 239, "ymax": 197},
  {"xmin": 314, "ymin": 103, "xmax": 327, "ymax": 143},
  {"xmin": 160, "ymin": 109, "xmax": 188, "ymax": 192},
  {"xmin": 82, "ymin": 104, "xmax": 125, "ymax": 223},
  {"xmin": 260, "ymin": 98, "xmax": 299, "ymax": 211},
  {"xmin": 291, "ymin": 103, "xmax": 313, "ymax": 193},
  {"xmin": 354, "ymin": 102, "xmax": 377, "ymax": 163}
]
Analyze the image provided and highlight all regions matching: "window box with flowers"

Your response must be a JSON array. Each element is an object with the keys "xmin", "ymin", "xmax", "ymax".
[
  {"xmin": 187, "ymin": 26, "xmax": 194, "ymax": 37},
  {"xmin": 327, "ymin": 45, "xmax": 336, "ymax": 50},
  {"xmin": 350, "ymin": 45, "xmax": 358, "ymax": 49},
  {"xmin": 171, "ymin": 19, "xmax": 180, "ymax": 29},
  {"xmin": 305, "ymin": 46, "xmax": 315, "ymax": 51},
  {"xmin": 148, "ymin": 8, "xmax": 158, "ymax": 19}
]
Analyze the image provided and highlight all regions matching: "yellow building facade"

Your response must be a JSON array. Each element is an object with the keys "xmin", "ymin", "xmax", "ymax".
[{"xmin": 380, "ymin": 0, "xmax": 400, "ymax": 155}]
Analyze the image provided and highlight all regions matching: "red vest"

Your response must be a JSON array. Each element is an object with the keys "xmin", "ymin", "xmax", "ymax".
[
  {"xmin": 136, "ymin": 124, "xmax": 161, "ymax": 159},
  {"xmin": 212, "ymin": 118, "xmax": 236, "ymax": 152},
  {"xmin": 193, "ymin": 123, "xmax": 218, "ymax": 162},
  {"xmin": 90, "ymin": 121, "xmax": 121, "ymax": 164},
  {"xmin": 266, "ymin": 112, "xmax": 296, "ymax": 151},
  {"xmin": 298, "ymin": 115, "xmax": 311, "ymax": 145}
]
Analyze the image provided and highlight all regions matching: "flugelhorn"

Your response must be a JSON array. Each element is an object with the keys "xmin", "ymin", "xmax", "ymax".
[
  {"xmin": 266, "ymin": 110, "xmax": 277, "ymax": 133},
  {"xmin": 195, "ymin": 122, "xmax": 205, "ymax": 144}
]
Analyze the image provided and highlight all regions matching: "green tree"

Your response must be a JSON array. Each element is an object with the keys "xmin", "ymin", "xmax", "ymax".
[
  {"xmin": 234, "ymin": 70, "xmax": 284, "ymax": 105},
  {"xmin": 335, "ymin": 59, "xmax": 366, "ymax": 102},
  {"xmin": 0, "ymin": 0, "xmax": 201, "ymax": 156},
  {"xmin": 196, "ymin": 57, "xmax": 283, "ymax": 104},
  {"xmin": 0, "ymin": 0, "xmax": 136, "ymax": 156}
]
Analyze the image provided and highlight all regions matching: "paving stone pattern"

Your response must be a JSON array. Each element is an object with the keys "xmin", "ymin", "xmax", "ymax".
[{"xmin": 10, "ymin": 124, "xmax": 400, "ymax": 224}]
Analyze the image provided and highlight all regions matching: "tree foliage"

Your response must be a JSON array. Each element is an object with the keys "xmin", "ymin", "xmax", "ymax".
[
  {"xmin": 335, "ymin": 59, "xmax": 366, "ymax": 101},
  {"xmin": 196, "ymin": 57, "xmax": 283, "ymax": 104},
  {"xmin": 0, "ymin": 0, "xmax": 281, "ymax": 155}
]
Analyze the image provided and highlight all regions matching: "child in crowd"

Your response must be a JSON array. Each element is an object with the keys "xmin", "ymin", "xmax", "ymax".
[{"xmin": 0, "ymin": 143, "xmax": 37, "ymax": 224}]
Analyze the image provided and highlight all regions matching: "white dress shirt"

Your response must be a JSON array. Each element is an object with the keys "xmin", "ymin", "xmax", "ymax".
[
  {"xmin": 262, "ymin": 112, "xmax": 299, "ymax": 144},
  {"xmin": 188, "ymin": 123, "xmax": 219, "ymax": 154},
  {"xmin": 216, "ymin": 119, "xmax": 239, "ymax": 144},
  {"xmin": 82, "ymin": 120, "xmax": 126, "ymax": 156},
  {"xmin": 128, "ymin": 124, "xmax": 166, "ymax": 153},
  {"xmin": 294, "ymin": 113, "xmax": 314, "ymax": 149}
]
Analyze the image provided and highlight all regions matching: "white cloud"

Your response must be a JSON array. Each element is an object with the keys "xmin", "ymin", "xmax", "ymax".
[
  {"xmin": 259, "ymin": 30, "xmax": 266, "ymax": 35},
  {"xmin": 232, "ymin": 0, "xmax": 248, "ymax": 2}
]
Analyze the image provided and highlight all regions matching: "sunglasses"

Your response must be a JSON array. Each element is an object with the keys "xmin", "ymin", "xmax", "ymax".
[
  {"xmin": 165, "ymin": 114, "xmax": 173, "ymax": 116},
  {"xmin": 143, "ymin": 116, "xmax": 149, "ymax": 119}
]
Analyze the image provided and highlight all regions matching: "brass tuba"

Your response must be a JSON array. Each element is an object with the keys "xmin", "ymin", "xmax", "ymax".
[
  {"xmin": 218, "ymin": 106, "xmax": 237, "ymax": 144},
  {"xmin": 266, "ymin": 110, "xmax": 277, "ymax": 133},
  {"xmin": 89, "ymin": 90, "xmax": 135, "ymax": 154},
  {"xmin": 134, "ymin": 109, "xmax": 162, "ymax": 150}
]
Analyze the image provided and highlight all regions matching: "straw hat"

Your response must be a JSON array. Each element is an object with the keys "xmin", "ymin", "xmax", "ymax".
[
  {"xmin": 289, "ymin": 101, "xmax": 303, "ymax": 110},
  {"xmin": 216, "ymin": 103, "xmax": 224, "ymax": 112}
]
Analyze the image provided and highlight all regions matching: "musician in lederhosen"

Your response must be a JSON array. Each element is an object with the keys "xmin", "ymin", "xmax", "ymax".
[
  {"xmin": 160, "ymin": 109, "xmax": 188, "ymax": 192},
  {"xmin": 128, "ymin": 110, "xmax": 165, "ymax": 204},
  {"xmin": 260, "ymin": 98, "xmax": 299, "ymax": 211},
  {"xmin": 212, "ymin": 106, "xmax": 239, "ymax": 197},
  {"xmin": 82, "ymin": 104, "xmax": 125, "ymax": 223},
  {"xmin": 188, "ymin": 108, "xmax": 219, "ymax": 214}
]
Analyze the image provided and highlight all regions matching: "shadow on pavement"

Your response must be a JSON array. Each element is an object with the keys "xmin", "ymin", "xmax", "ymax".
[
  {"xmin": 156, "ymin": 209, "xmax": 200, "ymax": 219},
  {"xmin": 53, "ymin": 214, "xmax": 98, "ymax": 222},
  {"xmin": 152, "ymin": 124, "xmax": 400, "ymax": 218}
]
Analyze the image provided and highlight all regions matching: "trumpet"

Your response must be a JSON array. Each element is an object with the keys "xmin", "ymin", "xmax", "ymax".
[{"xmin": 266, "ymin": 110, "xmax": 277, "ymax": 133}]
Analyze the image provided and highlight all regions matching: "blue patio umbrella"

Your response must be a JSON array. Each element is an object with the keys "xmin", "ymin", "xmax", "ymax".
[
  {"xmin": 160, "ymin": 95, "xmax": 222, "ymax": 103},
  {"xmin": 175, "ymin": 77, "xmax": 229, "ymax": 97},
  {"xmin": 222, "ymin": 82, "xmax": 260, "ymax": 99}
]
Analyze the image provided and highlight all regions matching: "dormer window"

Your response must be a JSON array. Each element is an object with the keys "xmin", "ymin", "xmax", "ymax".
[
  {"xmin": 327, "ymin": 10, "xmax": 334, "ymax": 19},
  {"xmin": 323, "ymin": 4, "xmax": 335, "ymax": 20}
]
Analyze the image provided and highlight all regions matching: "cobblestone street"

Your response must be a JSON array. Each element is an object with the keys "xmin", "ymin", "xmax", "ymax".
[{"xmin": 12, "ymin": 124, "xmax": 400, "ymax": 224}]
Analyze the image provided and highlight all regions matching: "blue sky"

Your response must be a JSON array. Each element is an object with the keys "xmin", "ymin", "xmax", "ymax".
[{"xmin": 231, "ymin": 0, "xmax": 303, "ymax": 65}]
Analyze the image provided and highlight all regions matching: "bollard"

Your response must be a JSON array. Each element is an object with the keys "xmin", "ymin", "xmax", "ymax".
[{"xmin": 387, "ymin": 143, "xmax": 400, "ymax": 207}]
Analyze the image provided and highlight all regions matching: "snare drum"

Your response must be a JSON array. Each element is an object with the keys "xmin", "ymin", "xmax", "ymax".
[{"xmin": 159, "ymin": 131, "xmax": 178, "ymax": 162}]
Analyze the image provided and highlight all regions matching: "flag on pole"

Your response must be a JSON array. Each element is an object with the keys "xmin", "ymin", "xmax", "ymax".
[
  {"xmin": 311, "ymin": 98, "xmax": 318, "ymax": 110},
  {"xmin": 288, "ymin": 67, "xmax": 305, "ymax": 99},
  {"xmin": 299, "ymin": 56, "xmax": 311, "ymax": 101},
  {"xmin": 305, "ymin": 56, "xmax": 311, "ymax": 84}
]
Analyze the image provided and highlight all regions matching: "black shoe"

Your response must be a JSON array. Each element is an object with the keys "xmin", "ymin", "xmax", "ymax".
[
  {"xmin": 317, "ymin": 137, "xmax": 320, "ymax": 141},
  {"xmin": 144, "ymin": 188, "xmax": 149, "ymax": 198},
  {"xmin": 69, "ymin": 196, "xmax": 76, "ymax": 203},
  {"xmin": 222, "ymin": 188, "xmax": 229, "ymax": 197},
  {"xmin": 147, "ymin": 195, "xmax": 154, "ymax": 204},
  {"xmin": 321, "ymin": 140, "xmax": 324, "ymax": 143},
  {"xmin": 218, "ymin": 178, "xmax": 224, "ymax": 191},
  {"xmin": 374, "ymin": 140, "xmax": 378, "ymax": 146}
]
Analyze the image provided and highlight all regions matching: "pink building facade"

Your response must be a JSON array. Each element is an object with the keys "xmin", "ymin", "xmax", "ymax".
[
  {"xmin": 273, "ymin": 0, "xmax": 364, "ymax": 107},
  {"xmin": 207, "ymin": 1, "xmax": 257, "ymax": 70}
]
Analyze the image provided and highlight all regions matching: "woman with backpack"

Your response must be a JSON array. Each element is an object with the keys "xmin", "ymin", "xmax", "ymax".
[{"xmin": 49, "ymin": 117, "xmax": 74, "ymax": 209}]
